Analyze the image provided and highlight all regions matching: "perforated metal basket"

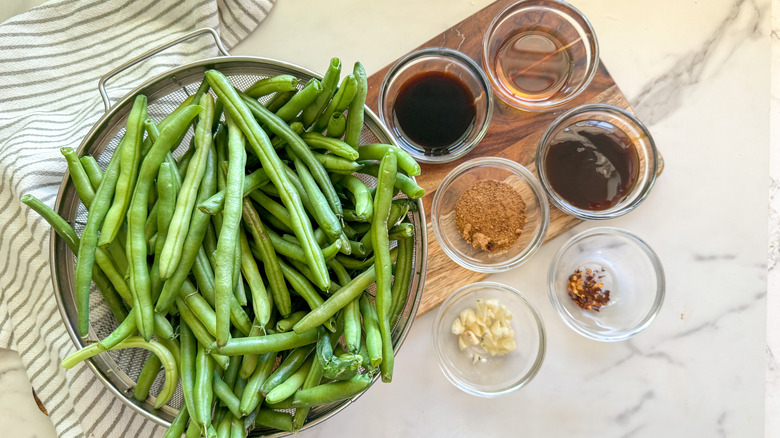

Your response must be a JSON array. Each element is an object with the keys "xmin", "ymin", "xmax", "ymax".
[{"xmin": 51, "ymin": 28, "xmax": 427, "ymax": 434}]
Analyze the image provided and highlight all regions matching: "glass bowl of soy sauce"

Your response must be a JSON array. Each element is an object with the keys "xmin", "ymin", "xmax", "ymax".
[
  {"xmin": 378, "ymin": 47, "xmax": 494, "ymax": 163},
  {"xmin": 536, "ymin": 104, "xmax": 659, "ymax": 220}
]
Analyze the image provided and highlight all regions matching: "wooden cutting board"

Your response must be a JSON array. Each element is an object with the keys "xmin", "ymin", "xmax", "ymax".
[{"xmin": 364, "ymin": 0, "xmax": 663, "ymax": 316}]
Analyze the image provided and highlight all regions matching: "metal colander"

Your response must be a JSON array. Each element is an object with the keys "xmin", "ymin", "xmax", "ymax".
[{"xmin": 51, "ymin": 28, "xmax": 427, "ymax": 435}]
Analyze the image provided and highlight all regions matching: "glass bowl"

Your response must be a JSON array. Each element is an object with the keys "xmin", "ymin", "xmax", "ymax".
[
  {"xmin": 482, "ymin": 0, "xmax": 599, "ymax": 111},
  {"xmin": 536, "ymin": 104, "xmax": 659, "ymax": 220},
  {"xmin": 547, "ymin": 227, "xmax": 665, "ymax": 342},
  {"xmin": 432, "ymin": 281, "xmax": 546, "ymax": 397},
  {"xmin": 431, "ymin": 157, "xmax": 549, "ymax": 273},
  {"xmin": 378, "ymin": 47, "xmax": 494, "ymax": 164}
]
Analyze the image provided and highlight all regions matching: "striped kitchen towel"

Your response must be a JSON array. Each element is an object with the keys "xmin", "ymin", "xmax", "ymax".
[{"xmin": 0, "ymin": 0, "xmax": 274, "ymax": 436}]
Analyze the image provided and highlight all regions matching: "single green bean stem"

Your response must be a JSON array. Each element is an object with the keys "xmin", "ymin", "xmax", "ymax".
[
  {"xmin": 159, "ymin": 94, "xmax": 215, "ymax": 279},
  {"xmin": 100, "ymin": 95, "xmax": 148, "ymax": 246}
]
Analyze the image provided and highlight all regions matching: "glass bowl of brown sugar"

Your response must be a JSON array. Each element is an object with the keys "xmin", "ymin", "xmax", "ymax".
[
  {"xmin": 431, "ymin": 157, "xmax": 550, "ymax": 273},
  {"xmin": 547, "ymin": 227, "xmax": 665, "ymax": 341}
]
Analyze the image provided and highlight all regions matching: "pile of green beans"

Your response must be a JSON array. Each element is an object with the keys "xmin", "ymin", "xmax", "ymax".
[{"xmin": 23, "ymin": 57, "xmax": 425, "ymax": 437}]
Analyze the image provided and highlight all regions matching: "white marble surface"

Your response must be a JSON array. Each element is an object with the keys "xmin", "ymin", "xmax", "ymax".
[{"xmin": 0, "ymin": 0, "xmax": 772, "ymax": 436}]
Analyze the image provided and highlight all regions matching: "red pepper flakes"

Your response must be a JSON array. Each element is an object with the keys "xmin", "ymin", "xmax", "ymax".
[{"xmin": 567, "ymin": 268, "xmax": 610, "ymax": 311}]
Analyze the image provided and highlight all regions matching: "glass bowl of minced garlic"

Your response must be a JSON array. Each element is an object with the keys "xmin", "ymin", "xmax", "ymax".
[{"xmin": 432, "ymin": 281, "xmax": 546, "ymax": 397}]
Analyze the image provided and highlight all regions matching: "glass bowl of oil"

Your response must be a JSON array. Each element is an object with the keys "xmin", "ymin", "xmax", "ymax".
[
  {"xmin": 482, "ymin": 0, "xmax": 599, "ymax": 111},
  {"xmin": 378, "ymin": 47, "xmax": 494, "ymax": 164},
  {"xmin": 536, "ymin": 103, "xmax": 659, "ymax": 220}
]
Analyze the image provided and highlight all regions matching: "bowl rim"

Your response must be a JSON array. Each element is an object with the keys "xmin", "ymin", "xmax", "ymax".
[
  {"xmin": 377, "ymin": 46, "xmax": 494, "ymax": 164},
  {"xmin": 432, "ymin": 281, "xmax": 547, "ymax": 397},
  {"xmin": 536, "ymin": 103, "xmax": 659, "ymax": 220},
  {"xmin": 481, "ymin": 0, "xmax": 600, "ymax": 111},
  {"xmin": 431, "ymin": 156, "xmax": 550, "ymax": 273},
  {"xmin": 547, "ymin": 226, "xmax": 666, "ymax": 342}
]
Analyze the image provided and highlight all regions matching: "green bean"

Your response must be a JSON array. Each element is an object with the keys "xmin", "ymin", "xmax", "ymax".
[
  {"xmin": 390, "ymin": 236, "xmax": 415, "ymax": 324},
  {"xmin": 181, "ymin": 286, "xmax": 217, "ymax": 338},
  {"xmin": 238, "ymin": 231, "xmax": 271, "ymax": 327},
  {"xmin": 276, "ymin": 310, "xmax": 307, "ymax": 333},
  {"xmin": 326, "ymin": 111, "xmax": 346, "ymax": 138},
  {"xmin": 358, "ymin": 200, "xmax": 412, "ymax": 257},
  {"xmin": 79, "ymin": 155, "xmax": 103, "ymax": 188},
  {"xmin": 371, "ymin": 151, "xmax": 397, "ymax": 382},
  {"xmin": 198, "ymin": 167, "xmax": 269, "ymax": 215},
  {"xmin": 239, "ymin": 92, "xmax": 342, "ymax": 220},
  {"xmin": 176, "ymin": 140, "xmax": 196, "ymax": 176},
  {"xmin": 388, "ymin": 222, "xmax": 415, "ymax": 240},
  {"xmin": 289, "ymin": 373, "xmax": 373, "ymax": 408},
  {"xmin": 213, "ymin": 371, "xmax": 242, "ymax": 419},
  {"xmin": 215, "ymin": 114, "xmax": 247, "ymax": 348},
  {"xmin": 265, "ymin": 356, "xmax": 313, "ymax": 404},
  {"xmin": 357, "ymin": 143, "xmax": 421, "ymax": 176},
  {"xmin": 270, "ymin": 121, "xmax": 304, "ymax": 150},
  {"xmin": 311, "ymin": 151, "xmax": 363, "ymax": 174},
  {"xmin": 159, "ymin": 94, "xmax": 215, "ymax": 279},
  {"xmin": 241, "ymin": 199, "xmax": 290, "ymax": 317},
  {"xmin": 163, "ymin": 404, "xmax": 190, "ymax": 438},
  {"xmin": 239, "ymin": 350, "xmax": 276, "ymax": 416},
  {"xmin": 194, "ymin": 343, "xmax": 216, "ymax": 432},
  {"xmin": 359, "ymin": 294, "xmax": 383, "ymax": 368},
  {"xmin": 100, "ymin": 95, "xmax": 147, "ymax": 246},
  {"xmin": 300, "ymin": 132, "xmax": 359, "ymax": 160},
  {"xmin": 96, "ymin": 308, "xmax": 136, "ymax": 350},
  {"xmin": 338, "ymin": 174, "xmax": 372, "ymax": 221},
  {"xmin": 62, "ymin": 337, "xmax": 178, "ymax": 409},
  {"xmin": 185, "ymin": 418, "xmax": 202, "ymax": 438},
  {"xmin": 315, "ymin": 325, "xmax": 361, "ymax": 381},
  {"xmin": 358, "ymin": 160, "xmax": 425, "ymax": 199},
  {"xmin": 127, "ymin": 104, "xmax": 203, "ymax": 341},
  {"xmin": 230, "ymin": 415, "xmax": 245, "ymax": 438},
  {"xmin": 238, "ymin": 323, "xmax": 268, "ymax": 380},
  {"xmin": 222, "ymin": 351, "xmax": 243, "ymax": 395},
  {"xmin": 343, "ymin": 297, "xmax": 361, "ymax": 354},
  {"xmin": 255, "ymin": 409, "xmax": 293, "ymax": 433},
  {"xmin": 276, "ymin": 78, "xmax": 323, "ymax": 122},
  {"xmin": 248, "ymin": 190, "xmax": 292, "ymax": 229},
  {"xmin": 265, "ymin": 90, "xmax": 295, "ymax": 112},
  {"xmin": 313, "ymin": 73, "xmax": 357, "ymax": 132},
  {"xmin": 150, "ymin": 162, "xmax": 178, "ymax": 301},
  {"xmin": 245, "ymin": 74, "xmax": 299, "ymax": 99},
  {"xmin": 212, "ymin": 329, "xmax": 318, "ymax": 356},
  {"xmin": 286, "ymin": 258, "xmax": 341, "ymax": 296},
  {"xmin": 292, "ymin": 252, "xmax": 396, "ymax": 334},
  {"xmin": 260, "ymin": 345, "xmax": 314, "ymax": 396},
  {"xmin": 133, "ymin": 353, "xmax": 162, "ymax": 402},
  {"xmin": 73, "ymin": 127, "xmax": 123, "ymax": 336},
  {"xmin": 301, "ymin": 57, "xmax": 341, "ymax": 127},
  {"xmin": 291, "ymin": 348, "xmax": 325, "ymax": 431},
  {"xmin": 175, "ymin": 296, "xmax": 230, "ymax": 370},
  {"xmin": 156, "ymin": 145, "xmax": 217, "ymax": 313},
  {"xmin": 344, "ymin": 62, "xmax": 367, "ymax": 148},
  {"xmin": 288, "ymin": 148, "xmax": 343, "ymax": 242},
  {"xmin": 61, "ymin": 147, "xmax": 95, "ymax": 208},
  {"xmin": 20, "ymin": 194, "xmax": 129, "ymax": 321},
  {"xmin": 277, "ymin": 258, "xmax": 329, "ymax": 320},
  {"xmin": 207, "ymin": 70, "xmax": 330, "ymax": 294},
  {"xmin": 179, "ymin": 320, "xmax": 198, "ymax": 424}
]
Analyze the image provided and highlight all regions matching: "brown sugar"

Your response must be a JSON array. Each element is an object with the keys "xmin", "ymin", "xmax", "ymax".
[{"xmin": 454, "ymin": 179, "xmax": 527, "ymax": 252}]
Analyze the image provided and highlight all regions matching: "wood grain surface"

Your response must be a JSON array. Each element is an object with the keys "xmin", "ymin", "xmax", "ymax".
[{"xmin": 364, "ymin": 0, "xmax": 663, "ymax": 316}]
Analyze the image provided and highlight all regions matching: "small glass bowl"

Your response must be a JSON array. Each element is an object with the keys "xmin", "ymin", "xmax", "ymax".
[
  {"xmin": 432, "ymin": 281, "xmax": 546, "ymax": 397},
  {"xmin": 536, "ymin": 104, "xmax": 659, "ymax": 220},
  {"xmin": 378, "ymin": 47, "xmax": 494, "ymax": 164},
  {"xmin": 482, "ymin": 0, "xmax": 599, "ymax": 111},
  {"xmin": 432, "ymin": 157, "xmax": 549, "ymax": 273},
  {"xmin": 548, "ymin": 227, "xmax": 665, "ymax": 342}
]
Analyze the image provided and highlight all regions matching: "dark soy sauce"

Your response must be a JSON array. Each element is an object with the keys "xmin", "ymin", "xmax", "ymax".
[
  {"xmin": 545, "ymin": 121, "xmax": 638, "ymax": 210},
  {"xmin": 393, "ymin": 71, "xmax": 476, "ymax": 155}
]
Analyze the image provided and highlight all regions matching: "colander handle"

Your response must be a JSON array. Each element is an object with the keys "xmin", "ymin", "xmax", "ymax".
[{"xmin": 97, "ymin": 27, "xmax": 230, "ymax": 111}]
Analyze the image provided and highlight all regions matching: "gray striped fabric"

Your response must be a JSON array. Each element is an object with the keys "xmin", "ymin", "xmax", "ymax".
[{"xmin": 0, "ymin": 0, "xmax": 274, "ymax": 436}]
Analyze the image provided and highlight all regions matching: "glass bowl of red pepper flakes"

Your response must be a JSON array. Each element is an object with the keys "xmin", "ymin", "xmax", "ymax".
[{"xmin": 547, "ymin": 227, "xmax": 665, "ymax": 341}]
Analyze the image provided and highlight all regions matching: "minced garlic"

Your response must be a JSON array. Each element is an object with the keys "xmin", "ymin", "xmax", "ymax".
[{"xmin": 451, "ymin": 298, "xmax": 516, "ymax": 358}]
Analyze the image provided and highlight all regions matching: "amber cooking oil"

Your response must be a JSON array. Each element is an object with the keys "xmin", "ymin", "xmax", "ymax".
[{"xmin": 494, "ymin": 30, "xmax": 574, "ymax": 102}]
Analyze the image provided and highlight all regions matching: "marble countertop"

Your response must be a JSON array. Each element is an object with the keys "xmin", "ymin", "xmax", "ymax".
[{"xmin": 1, "ymin": 0, "xmax": 773, "ymax": 436}]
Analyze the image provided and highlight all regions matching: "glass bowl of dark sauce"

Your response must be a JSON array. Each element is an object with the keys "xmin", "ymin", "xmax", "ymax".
[
  {"xmin": 379, "ymin": 47, "xmax": 494, "ymax": 164},
  {"xmin": 537, "ymin": 104, "xmax": 658, "ymax": 220}
]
